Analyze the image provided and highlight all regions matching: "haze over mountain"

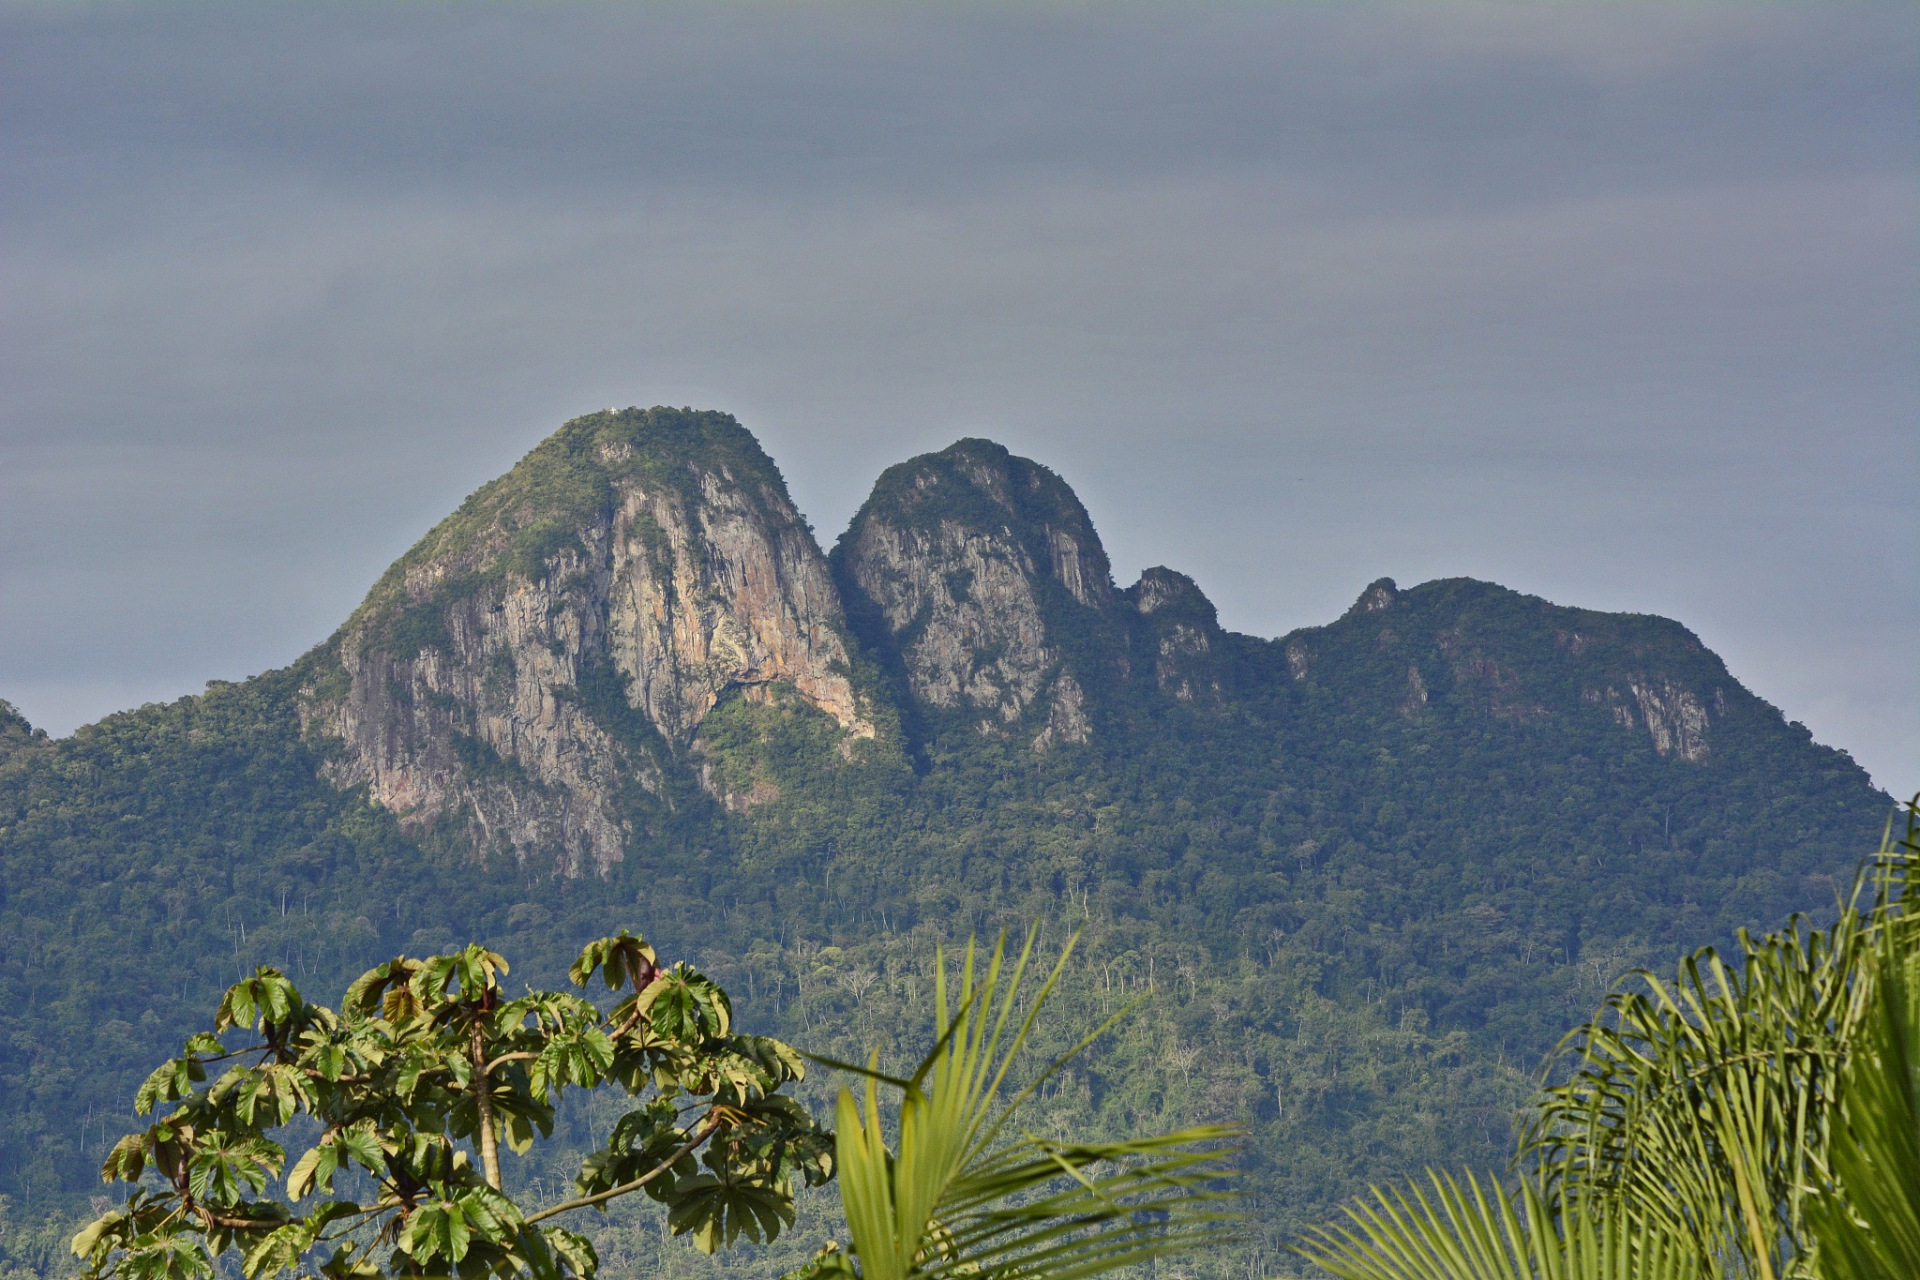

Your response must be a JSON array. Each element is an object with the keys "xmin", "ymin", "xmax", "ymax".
[{"xmin": 0, "ymin": 409, "xmax": 1892, "ymax": 1276}]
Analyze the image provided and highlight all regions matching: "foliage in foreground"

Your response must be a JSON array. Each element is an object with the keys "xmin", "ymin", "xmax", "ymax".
[
  {"xmin": 1296, "ymin": 802, "xmax": 1919, "ymax": 1280},
  {"xmin": 1802, "ymin": 888, "xmax": 1920, "ymax": 1279},
  {"xmin": 1296, "ymin": 1172, "xmax": 1703, "ymax": 1280},
  {"xmin": 1, "ymin": 562, "xmax": 1888, "ymax": 1266},
  {"xmin": 70, "ymin": 932, "xmax": 831, "ymax": 1280},
  {"xmin": 796, "ymin": 928, "xmax": 1239, "ymax": 1280}
]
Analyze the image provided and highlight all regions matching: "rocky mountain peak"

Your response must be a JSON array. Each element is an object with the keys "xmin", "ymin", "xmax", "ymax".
[
  {"xmin": 833, "ymin": 439, "xmax": 1117, "ymax": 744},
  {"xmin": 1295, "ymin": 577, "xmax": 1749, "ymax": 763},
  {"xmin": 1128, "ymin": 566, "xmax": 1216, "ymax": 623},
  {"xmin": 301, "ymin": 407, "xmax": 870, "ymax": 873},
  {"xmin": 283, "ymin": 410, "xmax": 1802, "ymax": 872},
  {"xmin": 1124, "ymin": 568, "xmax": 1224, "ymax": 703},
  {"xmin": 1348, "ymin": 577, "xmax": 1400, "ymax": 616}
]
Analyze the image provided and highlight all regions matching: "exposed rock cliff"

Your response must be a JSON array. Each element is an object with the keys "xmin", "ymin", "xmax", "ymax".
[
  {"xmin": 301, "ymin": 408, "xmax": 870, "ymax": 873},
  {"xmin": 833, "ymin": 439, "xmax": 1119, "ymax": 746},
  {"xmin": 1124, "ymin": 567, "xmax": 1225, "ymax": 705},
  {"xmin": 1582, "ymin": 678, "xmax": 1714, "ymax": 761},
  {"xmin": 294, "ymin": 413, "xmax": 1786, "ymax": 872}
]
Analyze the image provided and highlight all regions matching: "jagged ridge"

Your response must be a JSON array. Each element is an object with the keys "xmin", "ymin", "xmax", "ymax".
[{"xmin": 302, "ymin": 416, "xmax": 1869, "ymax": 872}]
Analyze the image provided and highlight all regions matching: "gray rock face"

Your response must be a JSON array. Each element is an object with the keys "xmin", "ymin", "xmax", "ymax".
[
  {"xmin": 301, "ymin": 409, "xmax": 869, "ymax": 874},
  {"xmin": 293, "ymin": 410, "xmax": 1755, "ymax": 884},
  {"xmin": 1581, "ymin": 679, "xmax": 1714, "ymax": 761},
  {"xmin": 1629, "ymin": 679, "xmax": 1712, "ymax": 761},
  {"xmin": 836, "ymin": 439, "xmax": 1113, "ymax": 743},
  {"xmin": 1124, "ymin": 567, "xmax": 1225, "ymax": 704},
  {"xmin": 844, "ymin": 514, "xmax": 1053, "ymax": 717},
  {"xmin": 607, "ymin": 465, "xmax": 864, "ymax": 741}
]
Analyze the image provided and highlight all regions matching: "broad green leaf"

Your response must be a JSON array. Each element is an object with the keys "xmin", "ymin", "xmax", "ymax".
[
  {"xmin": 122, "ymin": 1231, "xmax": 215, "ymax": 1280},
  {"xmin": 71, "ymin": 1210, "xmax": 129, "ymax": 1263},
  {"xmin": 667, "ymin": 1173, "xmax": 795, "ymax": 1254},
  {"xmin": 570, "ymin": 931, "xmax": 657, "ymax": 993},
  {"xmin": 134, "ymin": 1055, "xmax": 204, "ymax": 1114},
  {"xmin": 336, "ymin": 1121, "xmax": 387, "ymax": 1173},
  {"xmin": 309, "ymin": 1042, "xmax": 348, "ymax": 1082},
  {"xmin": 284, "ymin": 1146, "xmax": 331, "ymax": 1202},
  {"xmin": 644, "ymin": 966, "xmax": 731, "ymax": 1043},
  {"xmin": 505, "ymin": 1106, "xmax": 537, "ymax": 1156},
  {"xmin": 543, "ymin": 1227, "xmax": 599, "ymax": 1280},
  {"xmin": 102, "ymin": 1132, "xmax": 149, "ymax": 1183},
  {"xmin": 343, "ymin": 956, "xmax": 409, "ymax": 1013}
]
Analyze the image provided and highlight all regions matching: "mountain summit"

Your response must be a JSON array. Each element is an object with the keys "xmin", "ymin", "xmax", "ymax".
[
  {"xmin": 835, "ymin": 438, "xmax": 1122, "ymax": 750},
  {"xmin": 283, "ymin": 406, "xmax": 1883, "ymax": 915},
  {"xmin": 302, "ymin": 409, "xmax": 872, "ymax": 873}
]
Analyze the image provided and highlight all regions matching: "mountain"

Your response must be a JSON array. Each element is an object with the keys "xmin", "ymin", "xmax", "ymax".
[
  {"xmin": 304, "ymin": 409, "xmax": 872, "ymax": 875},
  {"xmin": 834, "ymin": 437, "xmax": 1121, "ymax": 750},
  {"xmin": 0, "ymin": 408, "xmax": 1893, "ymax": 1275}
]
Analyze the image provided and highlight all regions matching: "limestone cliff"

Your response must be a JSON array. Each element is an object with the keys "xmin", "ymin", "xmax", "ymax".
[
  {"xmin": 301, "ymin": 408, "xmax": 870, "ymax": 873},
  {"xmin": 832, "ymin": 439, "xmax": 1121, "ymax": 747}
]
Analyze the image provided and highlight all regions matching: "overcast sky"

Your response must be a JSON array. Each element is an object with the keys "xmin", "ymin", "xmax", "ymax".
[{"xmin": 2, "ymin": 3, "xmax": 1914, "ymax": 789}]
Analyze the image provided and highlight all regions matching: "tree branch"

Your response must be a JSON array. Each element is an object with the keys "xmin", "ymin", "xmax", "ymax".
[
  {"xmin": 190, "ymin": 1201, "xmax": 274, "ymax": 1232},
  {"xmin": 524, "ymin": 1118, "xmax": 720, "ymax": 1225},
  {"xmin": 298, "ymin": 1068, "xmax": 372, "ymax": 1083}
]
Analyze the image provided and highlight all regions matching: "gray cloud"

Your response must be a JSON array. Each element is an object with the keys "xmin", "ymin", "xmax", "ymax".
[{"xmin": 2, "ymin": 2, "xmax": 1914, "ymax": 788}]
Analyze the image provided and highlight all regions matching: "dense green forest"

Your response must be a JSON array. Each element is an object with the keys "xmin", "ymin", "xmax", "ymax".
[{"xmin": 0, "ymin": 412, "xmax": 1895, "ymax": 1278}]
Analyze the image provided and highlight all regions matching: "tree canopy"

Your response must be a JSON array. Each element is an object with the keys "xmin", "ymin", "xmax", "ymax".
[
  {"xmin": 1294, "ymin": 803, "xmax": 1920, "ymax": 1280},
  {"xmin": 71, "ymin": 932, "xmax": 831, "ymax": 1280}
]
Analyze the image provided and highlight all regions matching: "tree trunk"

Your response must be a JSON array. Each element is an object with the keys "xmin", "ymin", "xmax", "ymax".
[{"xmin": 471, "ymin": 1021, "xmax": 502, "ymax": 1191}]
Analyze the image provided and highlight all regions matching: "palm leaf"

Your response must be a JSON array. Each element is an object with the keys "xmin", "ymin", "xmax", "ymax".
[
  {"xmin": 1519, "ymin": 811, "xmax": 1918, "ymax": 1279},
  {"xmin": 1294, "ymin": 1170, "xmax": 1703, "ymax": 1280},
  {"xmin": 819, "ymin": 927, "xmax": 1239, "ymax": 1280},
  {"xmin": 1806, "ymin": 897, "xmax": 1920, "ymax": 1279}
]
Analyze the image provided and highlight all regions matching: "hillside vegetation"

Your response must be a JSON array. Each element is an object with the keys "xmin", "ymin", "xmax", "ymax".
[{"xmin": 0, "ymin": 410, "xmax": 1893, "ymax": 1277}]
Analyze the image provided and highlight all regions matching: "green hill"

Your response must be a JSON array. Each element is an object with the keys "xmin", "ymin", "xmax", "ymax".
[{"xmin": 0, "ymin": 409, "xmax": 1893, "ymax": 1277}]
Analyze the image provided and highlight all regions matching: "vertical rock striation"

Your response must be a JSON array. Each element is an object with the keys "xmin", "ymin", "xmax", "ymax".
[
  {"xmin": 294, "ymin": 410, "xmax": 1778, "ymax": 876},
  {"xmin": 833, "ymin": 439, "xmax": 1120, "ymax": 746},
  {"xmin": 301, "ymin": 408, "xmax": 869, "ymax": 874}
]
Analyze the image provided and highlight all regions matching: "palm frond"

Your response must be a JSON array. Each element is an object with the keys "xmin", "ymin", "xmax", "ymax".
[
  {"xmin": 1294, "ymin": 1171, "xmax": 1704, "ymax": 1280},
  {"xmin": 824, "ymin": 927, "xmax": 1240, "ymax": 1280},
  {"xmin": 1806, "ymin": 892, "xmax": 1920, "ymax": 1280},
  {"xmin": 1518, "ymin": 811, "xmax": 1918, "ymax": 1279}
]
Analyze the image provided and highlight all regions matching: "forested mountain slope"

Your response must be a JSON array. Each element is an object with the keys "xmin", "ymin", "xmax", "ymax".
[{"xmin": 0, "ymin": 408, "xmax": 1892, "ymax": 1274}]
